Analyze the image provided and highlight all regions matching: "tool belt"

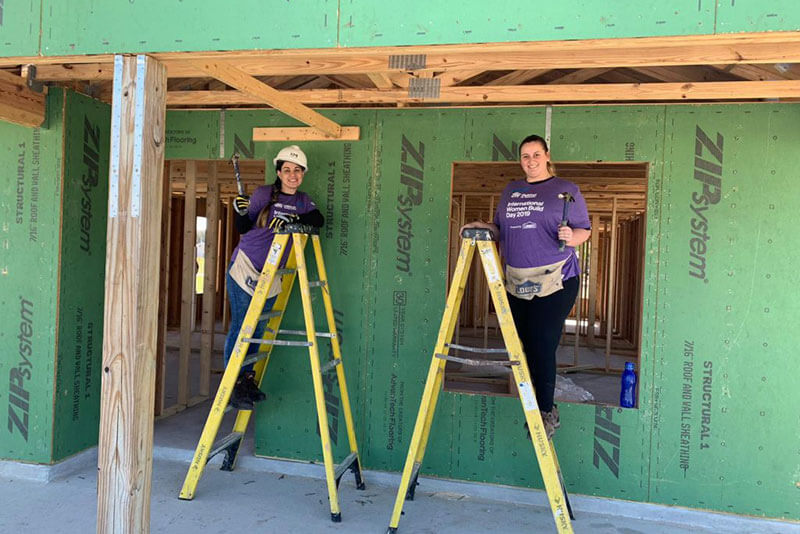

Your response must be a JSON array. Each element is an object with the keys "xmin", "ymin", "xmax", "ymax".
[
  {"xmin": 505, "ymin": 256, "xmax": 570, "ymax": 300},
  {"xmin": 229, "ymin": 250, "xmax": 283, "ymax": 298}
]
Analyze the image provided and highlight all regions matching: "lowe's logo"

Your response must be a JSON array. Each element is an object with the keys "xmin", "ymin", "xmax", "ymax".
[
  {"xmin": 688, "ymin": 126, "xmax": 723, "ymax": 283},
  {"xmin": 516, "ymin": 281, "xmax": 541, "ymax": 295}
]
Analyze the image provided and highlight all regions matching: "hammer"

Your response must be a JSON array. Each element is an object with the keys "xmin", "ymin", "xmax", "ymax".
[
  {"xmin": 230, "ymin": 153, "xmax": 245, "ymax": 196},
  {"xmin": 557, "ymin": 192, "xmax": 575, "ymax": 251}
]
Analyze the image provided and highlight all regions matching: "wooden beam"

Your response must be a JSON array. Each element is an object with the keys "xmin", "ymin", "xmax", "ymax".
[
  {"xmin": 178, "ymin": 162, "xmax": 197, "ymax": 407},
  {"xmin": 367, "ymin": 72, "xmax": 394, "ymax": 89},
  {"xmin": 97, "ymin": 54, "xmax": 167, "ymax": 534},
  {"xmin": 19, "ymin": 31, "xmax": 800, "ymax": 80},
  {"xmin": 486, "ymin": 69, "xmax": 550, "ymax": 85},
  {"xmin": 253, "ymin": 126, "xmax": 360, "ymax": 141},
  {"xmin": 199, "ymin": 162, "xmax": 220, "ymax": 398},
  {"xmin": 435, "ymin": 70, "xmax": 484, "ymax": 87},
  {"xmin": 0, "ymin": 69, "xmax": 46, "ymax": 127},
  {"xmin": 187, "ymin": 59, "xmax": 343, "ymax": 137},
  {"xmin": 167, "ymin": 80, "xmax": 800, "ymax": 106},
  {"xmin": 547, "ymin": 68, "xmax": 613, "ymax": 84},
  {"xmin": 154, "ymin": 162, "xmax": 174, "ymax": 416},
  {"xmin": 605, "ymin": 198, "xmax": 618, "ymax": 371}
]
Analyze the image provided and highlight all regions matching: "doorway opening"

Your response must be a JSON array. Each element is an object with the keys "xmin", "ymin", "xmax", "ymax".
[{"xmin": 445, "ymin": 160, "xmax": 649, "ymax": 406}]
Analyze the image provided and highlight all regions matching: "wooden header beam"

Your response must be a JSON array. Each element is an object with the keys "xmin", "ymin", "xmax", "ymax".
[
  {"xmin": 12, "ymin": 31, "xmax": 800, "ymax": 79},
  {"xmin": 187, "ymin": 59, "xmax": 343, "ymax": 137},
  {"xmin": 253, "ymin": 126, "xmax": 360, "ymax": 141},
  {"xmin": 0, "ymin": 70, "xmax": 46, "ymax": 127},
  {"xmin": 167, "ymin": 80, "xmax": 800, "ymax": 106}
]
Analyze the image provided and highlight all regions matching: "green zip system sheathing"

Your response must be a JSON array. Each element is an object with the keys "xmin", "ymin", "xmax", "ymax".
[
  {"xmin": 2, "ymin": 1, "xmax": 800, "ymax": 56},
  {"xmin": 0, "ymin": 89, "xmax": 109, "ymax": 464},
  {"xmin": 162, "ymin": 103, "xmax": 800, "ymax": 520}
]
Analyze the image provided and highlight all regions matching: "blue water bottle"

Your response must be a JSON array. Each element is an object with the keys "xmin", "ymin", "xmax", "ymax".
[{"xmin": 620, "ymin": 362, "xmax": 637, "ymax": 408}]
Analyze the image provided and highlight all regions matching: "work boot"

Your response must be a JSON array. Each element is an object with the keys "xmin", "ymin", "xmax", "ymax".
[
  {"xmin": 524, "ymin": 405, "xmax": 561, "ymax": 440},
  {"xmin": 542, "ymin": 405, "xmax": 561, "ymax": 440},
  {"xmin": 230, "ymin": 376, "xmax": 254, "ymax": 410},
  {"xmin": 242, "ymin": 371, "xmax": 267, "ymax": 402}
]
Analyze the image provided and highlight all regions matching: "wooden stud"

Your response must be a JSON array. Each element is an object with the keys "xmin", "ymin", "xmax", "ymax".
[
  {"xmin": 253, "ymin": 126, "xmax": 360, "ymax": 141},
  {"xmin": 199, "ymin": 162, "xmax": 220, "ymax": 398},
  {"xmin": 187, "ymin": 59, "xmax": 343, "ymax": 136},
  {"xmin": 222, "ymin": 199, "xmax": 234, "ymax": 331},
  {"xmin": 605, "ymin": 198, "xmax": 618, "ymax": 371},
  {"xmin": 178, "ymin": 162, "xmax": 197, "ymax": 406},
  {"xmin": 587, "ymin": 214, "xmax": 600, "ymax": 348},
  {"xmin": 154, "ymin": 162, "xmax": 174, "ymax": 416},
  {"xmin": 97, "ymin": 54, "xmax": 167, "ymax": 534}
]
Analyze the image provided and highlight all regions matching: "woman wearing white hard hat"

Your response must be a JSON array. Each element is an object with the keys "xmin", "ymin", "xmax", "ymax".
[{"xmin": 225, "ymin": 145, "xmax": 324, "ymax": 409}]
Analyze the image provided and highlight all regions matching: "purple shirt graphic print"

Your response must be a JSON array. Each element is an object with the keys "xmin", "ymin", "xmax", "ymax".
[
  {"xmin": 493, "ymin": 177, "xmax": 591, "ymax": 280},
  {"xmin": 232, "ymin": 184, "xmax": 317, "ymax": 271}
]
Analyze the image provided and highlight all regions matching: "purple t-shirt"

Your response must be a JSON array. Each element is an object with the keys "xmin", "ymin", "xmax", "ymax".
[
  {"xmin": 493, "ymin": 177, "xmax": 591, "ymax": 280},
  {"xmin": 231, "ymin": 185, "xmax": 318, "ymax": 271}
]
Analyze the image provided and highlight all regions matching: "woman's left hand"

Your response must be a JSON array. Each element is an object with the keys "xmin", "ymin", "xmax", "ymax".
[{"xmin": 557, "ymin": 225, "xmax": 573, "ymax": 243}]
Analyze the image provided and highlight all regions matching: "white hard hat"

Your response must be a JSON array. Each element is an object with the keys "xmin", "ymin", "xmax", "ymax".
[{"xmin": 273, "ymin": 145, "xmax": 308, "ymax": 170}]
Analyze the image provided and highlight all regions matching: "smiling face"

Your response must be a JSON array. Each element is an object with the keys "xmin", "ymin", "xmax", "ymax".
[
  {"xmin": 277, "ymin": 162, "xmax": 305, "ymax": 194},
  {"xmin": 519, "ymin": 140, "xmax": 551, "ymax": 182}
]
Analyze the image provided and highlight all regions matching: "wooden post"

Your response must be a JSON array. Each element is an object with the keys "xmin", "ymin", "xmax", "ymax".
[
  {"xmin": 154, "ymin": 162, "xmax": 174, "ymax": 416},
  {"xmin": 587, "ymin": 214, "xmax": 600, "ymax": 348},
  {"xmin": 222, "ymin": 199, "xmax": 234, "ymax": 331},
  {"xmin": 199, "ymin": 162, "xmax": 220, "ymax": 398},
  {"xmin": 97, "ymin": 54, "xmax": 167, "ymax": 534},
  {"xmin": 178, "ymin": 162, "xmax": 197, "ymax": 407},
  {"xmin": 605, "ymin": 198, "xmax": 618, "ymax": 371}
]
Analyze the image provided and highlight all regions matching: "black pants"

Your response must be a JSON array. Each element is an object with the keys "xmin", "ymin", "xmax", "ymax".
[{"xmin": 507, "ymin": 276, "xmax": 579, "ymax": 413}]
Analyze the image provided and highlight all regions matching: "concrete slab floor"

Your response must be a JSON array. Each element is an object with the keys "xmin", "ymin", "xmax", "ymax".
[{"xmin": 2, "ymin": 401, "xmax": 798, "ymax": 534}]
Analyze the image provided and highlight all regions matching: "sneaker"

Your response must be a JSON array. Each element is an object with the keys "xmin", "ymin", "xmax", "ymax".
[
  {"xmin": 230, "ymin": 377, "xmax": 254, "ymax": 410},
  {"xmin": 542, "ymin": 408, "xmax": 561, "ymax": 440},
  {"xmin": 242, "ymin": 372, "xmax": 267, "ymax": 403}
]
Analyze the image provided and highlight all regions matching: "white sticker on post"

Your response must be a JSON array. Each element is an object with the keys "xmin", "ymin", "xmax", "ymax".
[
  {"xmin": 266, "ymin": 242, "xmax": 283, "ymax": 265},
  {"xmin": 518, "ymin": 381, "xmax": 539, "ymax": 412},
  {"xmin": 480, "ymin": 248, "xmax": 501, "ymax": 284}
]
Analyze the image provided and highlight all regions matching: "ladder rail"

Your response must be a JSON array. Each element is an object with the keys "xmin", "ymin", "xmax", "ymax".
[
  {"xmin": 388, "ymin": 238, "xmax": 476, "ymax": 529},
  {"xmin": 312, "ymin": 236, "xmax": 363, "ymax": 467},
  {"xmin": 476, "ymin": 239, "xmax": 572, "ymax": 532},
  {"xmin": 293, "ymin": 233, "xmax": 343, "ymax": 521},
  {"xmin": 179, "ymin": 234, "xmax": 290, "ymax": 500}
]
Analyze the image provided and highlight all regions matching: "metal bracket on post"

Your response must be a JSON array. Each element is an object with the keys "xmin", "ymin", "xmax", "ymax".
[{"xmin": 22, "ymin": 65, "xmax": 45, "ymax": 94}]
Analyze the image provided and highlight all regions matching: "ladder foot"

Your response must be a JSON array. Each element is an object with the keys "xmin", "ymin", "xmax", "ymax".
[
  {"xmin": 387, "ymin": 528, "xmax": 398, "ymax": 534},
  {"xmin": 330, "ymin": 512, "xmax": 342, "ymax": 523},
  {"xmin": 357, "ymin": 481, "xmax": 366, "ymax": 490}
]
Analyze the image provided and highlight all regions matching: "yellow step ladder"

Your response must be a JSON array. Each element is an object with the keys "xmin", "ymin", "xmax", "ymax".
[
  {"xmin": 387, "ymin": 228, "xmax": 574, "ymax": 533},
  {"xmin": 179, "ymin": 223, "xmax": 365, "ymax": 522}
]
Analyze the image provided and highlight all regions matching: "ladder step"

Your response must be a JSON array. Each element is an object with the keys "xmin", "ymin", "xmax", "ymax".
[
  {"xmin": 308, "ymin": 280, "xmax": 326, "ymax": 287},
  {"xmin": 435, "ymin": 353, "xmax": 519, "ymax": 367},
  {"xmin": 208, "ymin": 431, "xmax": 244, "ymax": 460},
  {"xmin": 258, "ymin": 310, "xmax": 282, "ymax": 322},
  {"xmin": 445, "ymin": 343, "xmax": 508, "ymax": 354},
  {"xmin": 243, "ymin": 337, "xmax": 313, "ymax": 347},
  {"xmin": 241, "ymin": 351, "xmax": 270, "ymax": 368},
  {"xmin": 278, "ymin": 328, "xmax": 336, "ymax": 339},
  {"xmin": 334, "ymin": 452, "xmax": 359, "ymax": 483},
  {"xmin": 320, "ymin": 358, "xmax": 342, "ymax": 374},
  {"xmin": 276, "ymin": 268, "xmax": 295, "ymax": 275}
]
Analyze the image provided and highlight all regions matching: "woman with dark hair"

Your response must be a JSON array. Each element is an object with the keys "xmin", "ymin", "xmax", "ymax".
[
  {"xmin": 225, "ymin": 145, "xmax": 324, "ymax": 409},
  {"xmin": 462, "ymin": 134, "xmax": 591, "ymax": 438}
]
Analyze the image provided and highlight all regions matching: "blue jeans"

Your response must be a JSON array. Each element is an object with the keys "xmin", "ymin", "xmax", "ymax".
[{"xmin": 224, "ymin": 270, "xmax": 277, "ymax": 374}]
